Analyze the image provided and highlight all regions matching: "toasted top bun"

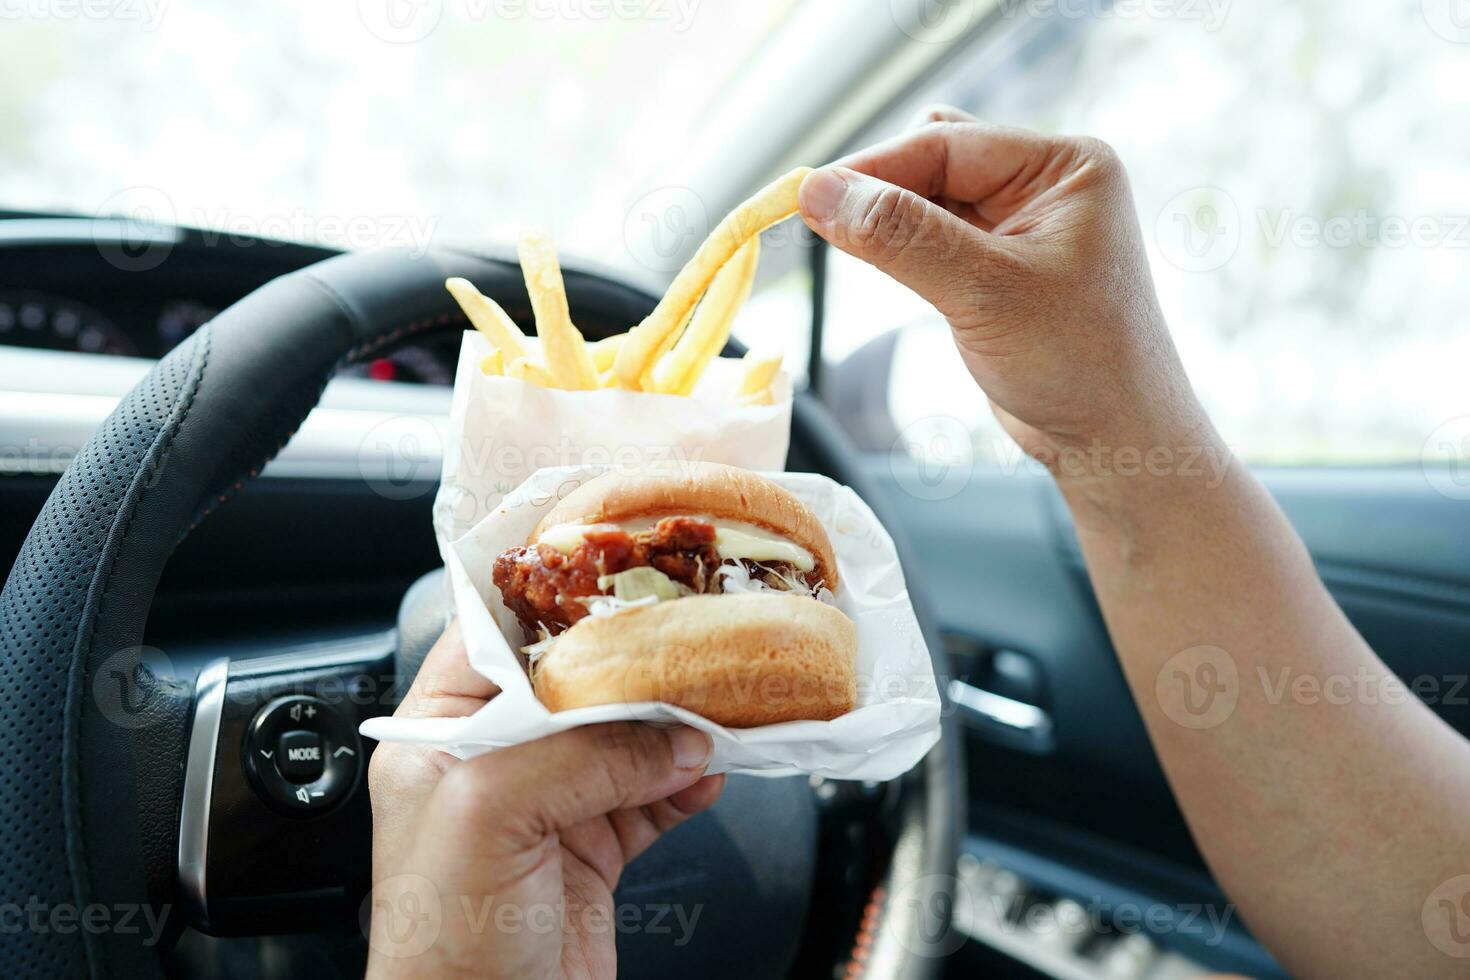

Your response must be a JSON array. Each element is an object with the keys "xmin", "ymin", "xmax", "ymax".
[{"xmin": 531, "ymin": 461, "xmax": 838, "ymax": 591}]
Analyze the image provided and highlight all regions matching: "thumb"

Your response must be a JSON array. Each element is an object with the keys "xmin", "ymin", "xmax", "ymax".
[{"xmin": 799, "ymin": 166, "xmax": 994, "ymax": 317}]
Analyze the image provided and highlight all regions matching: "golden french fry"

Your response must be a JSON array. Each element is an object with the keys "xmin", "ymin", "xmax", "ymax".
[
  {"xmin": 518, "ymin": 228, "xmax": 598, "ymax": 390},
  {"xmin": 446, "ymin": 277, "xmax": 531, "ymax": 363},
  {"xmin": 480, "ymin": 349, "xmax": 504, "ymax": 376},
  {"xmin": 588, "ymin": 333, "xmax": 627, "ymax": 373},
  {"xmin": 651, "ymin": 237, "xmax": 760, "ymax": 395},
  {"xmin": 613, "ymin": 167, "xmax": 811, "ymax": 388},
  {"xmin": 639, "ymin": 306, "xmax": 695, "ymax": 391},
  {"xmin": 737, "ymin": 350, "xmax": 783, "ymax": 396},
  {"xmin": 507, "ymin": 356, "xmax": 557, "ymax": 387},
  {"xmin": 598, "ymin": 365, "xmax": 619, "ymax": 388}
]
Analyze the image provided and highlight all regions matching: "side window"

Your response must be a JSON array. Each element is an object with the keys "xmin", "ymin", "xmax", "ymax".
[{"xmin": 824, "ymin": 7, "xmax": 1470, "ymax": 468}]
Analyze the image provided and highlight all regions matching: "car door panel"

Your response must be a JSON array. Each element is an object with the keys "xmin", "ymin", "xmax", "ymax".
[{"xmin": 867, "ymin": 458, "xmax": 1466, "ymax": 977}]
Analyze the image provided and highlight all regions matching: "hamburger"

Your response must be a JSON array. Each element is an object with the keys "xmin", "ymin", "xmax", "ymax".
[{"xmin": 491, "ymin": 461, "xmax": 857, "ymax": 727}]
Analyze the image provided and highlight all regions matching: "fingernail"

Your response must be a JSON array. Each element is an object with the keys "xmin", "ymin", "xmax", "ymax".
[
  {"xmin": 670, "ymin": 727, "xmax": 712, "ymax": 770},
  {"xmin": 800, "ymin": 168, "xmax": 848, "ymax": 223}
]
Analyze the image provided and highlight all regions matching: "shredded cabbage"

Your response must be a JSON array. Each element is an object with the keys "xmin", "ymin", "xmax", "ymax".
[
  {"xmin": 717, "ymin": 559, "xmax": 832, "ymax": 603},
  {"xmin": 596, "ymin": 566, "xmax": 694, "ymax": 602},
  {"xmin": 581, "ymin": 594, "xmax": 660, "ymax": 617}
]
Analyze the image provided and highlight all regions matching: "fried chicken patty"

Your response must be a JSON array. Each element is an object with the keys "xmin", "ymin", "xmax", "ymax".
[{"xmin": 492, "ymin": 516, "xmax": 812, "ymax": 633}]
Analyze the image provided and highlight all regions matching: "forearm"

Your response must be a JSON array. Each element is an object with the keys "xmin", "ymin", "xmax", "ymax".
[{"xmin": 1058, "ymin": 414, "xmax": 1470, "ymax": 977}]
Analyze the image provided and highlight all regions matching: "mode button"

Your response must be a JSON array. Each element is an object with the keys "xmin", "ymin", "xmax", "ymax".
[{"xmin": 277, "ymin": 729, "xmax": 325, "ymax": 783}]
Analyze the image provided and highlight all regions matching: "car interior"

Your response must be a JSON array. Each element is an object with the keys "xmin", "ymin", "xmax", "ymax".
[{"xmin": 3, "ymin": 3, "xmax": 1467, "ymax": 978}]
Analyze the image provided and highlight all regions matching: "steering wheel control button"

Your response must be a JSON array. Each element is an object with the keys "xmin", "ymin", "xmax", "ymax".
[
  {"xmin": 277, "ymin": 729, "xmax": 325, "ymax": 783},
  {"xmin": 243, "ymin": 695, "xmax": 362, "ymax": 817}
]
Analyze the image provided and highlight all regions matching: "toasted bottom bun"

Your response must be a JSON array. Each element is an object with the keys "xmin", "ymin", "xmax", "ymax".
[{"xmin": 532, "ymin": 593, "xmax": 858, "ymax": 728}]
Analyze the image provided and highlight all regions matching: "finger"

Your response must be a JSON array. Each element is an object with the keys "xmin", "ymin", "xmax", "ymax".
[
  {"xmin": 834, "ymin": 120, "xmax": 1060, "ymax": 208},
  {"xmin": 434, "ymin": 723, "xmax": 713, "ymax": 852},
  {"xmin": 393, "ymin": 619, "xmax": 501, "ymax": 721},
  {"xmin": 606, "ymin": 774, "xmax": 726, "ymax": 865},
  {"xmin": 566, "ymin": 773, "xmax": 727, "ymax": 887},
  {"xmin": 799, "ymin": 166, "xmax": 1002, "ymax": 320},
  {"xmin": 909, "ymin": 103, "xmax": 978, "ymax": 127}
]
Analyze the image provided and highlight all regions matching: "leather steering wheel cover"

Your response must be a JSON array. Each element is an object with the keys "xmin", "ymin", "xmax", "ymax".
[{"xmin": 0, "ymin": 247, "xmax": 657, "ymax": 978}]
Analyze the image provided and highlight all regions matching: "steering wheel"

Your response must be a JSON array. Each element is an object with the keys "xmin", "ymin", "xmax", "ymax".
[{"xmin": 0, "ymin": 246, "xmax": 963, "ymax": 978}]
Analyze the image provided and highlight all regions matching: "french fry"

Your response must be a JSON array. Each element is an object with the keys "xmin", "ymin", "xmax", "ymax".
[
  {"xmin": 507, "ymin": 356, "xmax": 557, "ymax": 388},
  {"xmin": 613, "ymin": 167, "xmax": 811, "ymax": 388},
  {"xmin": 518, "ymin": 228, "xmax": 598, "ymax": 390},
  {"xmin": 480, "ymin": 349, "xmax": 504, "ymax": 376},
  {"xmin": 736, "ymin": 350, "xmax": 783, "ymax": 397},
  {"xmin": 446, "ymin": 277, "xmax": 531, "ymax": 364},
  {"xmin": 650, "ymin": 237, "xmax": 759, "ymax": 395},
  {"xmin": 588, "ymin": 333, "xmax": 627, "ymax": 373},
  {"xmin": 639, "ymin": 306, "xmax": 695, "ymax": 391}
]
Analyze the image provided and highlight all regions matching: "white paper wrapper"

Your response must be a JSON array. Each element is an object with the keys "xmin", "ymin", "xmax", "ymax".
[
  {"xmin": 359, "ymin": 333, "xmax": 941, "ymax": 780},
  {"xmin": 433, "ymin": 332, "xmax": 794, "ymax": 540}
]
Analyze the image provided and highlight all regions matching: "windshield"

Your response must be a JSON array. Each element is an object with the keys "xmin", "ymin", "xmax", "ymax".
[{"xmin": 0, "ymin": 0, "xmax": 802, "ymax": 273}]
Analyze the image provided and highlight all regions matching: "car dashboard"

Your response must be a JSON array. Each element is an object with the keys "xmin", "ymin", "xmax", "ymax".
[{"xmin": 0, "ymin": 213, "xmax": 460, "ymax": 671}]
